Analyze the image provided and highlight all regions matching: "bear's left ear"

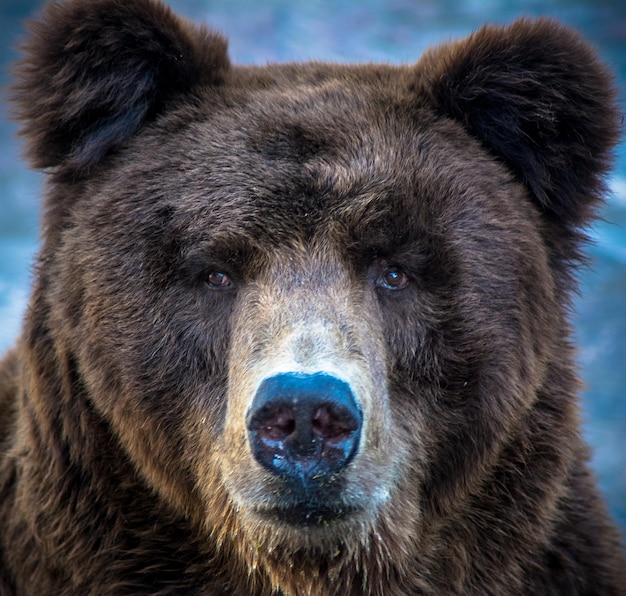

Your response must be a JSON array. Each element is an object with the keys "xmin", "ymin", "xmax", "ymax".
[
  {"xmin": 12, "ymin": 0, "xmax": 229, "ymax": 175},
  {"xmin": 418, "ymin": 18, "xmax": 621, "ymax": 231}
]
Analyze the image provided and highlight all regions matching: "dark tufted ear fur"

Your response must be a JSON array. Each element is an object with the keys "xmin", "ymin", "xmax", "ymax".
[
  {"xmin": 12, "ymin": 0, "xmax": 229, "ymax": 174},
  {"xmin": 419, "ymin": 18, "xmax": 621, "ymax": 234}
]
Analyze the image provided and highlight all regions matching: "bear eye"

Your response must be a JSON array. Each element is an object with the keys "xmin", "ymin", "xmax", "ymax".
[
  {"xmin": 378, "ymin": 266, "xmax": 410, "ymax": 291},
  {"xmin": 207, "ymin": 271, "xmax": 234, "ymax": 290}
]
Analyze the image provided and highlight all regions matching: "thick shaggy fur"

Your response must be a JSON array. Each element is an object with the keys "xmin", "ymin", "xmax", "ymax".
[{"xmin": 1, "ymin": 1, "xmax": 625, "ymax": 594}]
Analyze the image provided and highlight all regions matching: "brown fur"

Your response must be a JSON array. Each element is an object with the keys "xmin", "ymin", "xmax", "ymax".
[{"xmin": 1, "ymin": 1, "xmax": 625, "ymax": 594}]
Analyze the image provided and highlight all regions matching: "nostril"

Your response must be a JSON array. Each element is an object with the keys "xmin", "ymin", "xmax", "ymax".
[
  {"xmin": 312, "ymin": 405, "xmax": 358, "ymax": 443},
  {"xmin": 253, "ymin": 406, "xmax": 296, "ymax": 443}
]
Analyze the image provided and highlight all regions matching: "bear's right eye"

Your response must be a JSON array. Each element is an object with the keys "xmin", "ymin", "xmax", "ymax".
[{"xmin": 207, "ymin": 271, "xmax": 234, "ymax": 290}]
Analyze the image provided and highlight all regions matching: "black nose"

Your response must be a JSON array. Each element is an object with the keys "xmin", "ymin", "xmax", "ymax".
[{"xmin": 246, "ymin": 373, "xmax": 362, "ymax": 484}]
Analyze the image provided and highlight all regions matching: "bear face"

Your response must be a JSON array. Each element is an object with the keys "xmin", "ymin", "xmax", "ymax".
[
  {"xmin": 42, "ymin": 75, "xmax": 556, "ymax": 535},
  {"xmin": 2, "ymin": 0, "xmax": 625, "ymax": 594}
]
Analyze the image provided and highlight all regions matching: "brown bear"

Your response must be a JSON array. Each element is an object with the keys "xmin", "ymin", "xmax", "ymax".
[{"xmin": 1, "ymin": 0, "xmax": 625, "ymax": 594}]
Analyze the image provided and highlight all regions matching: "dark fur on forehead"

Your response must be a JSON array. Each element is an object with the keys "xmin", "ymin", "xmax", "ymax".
[
  {"xmin": 11, "ymin": 0, "xmax": 229, "ymax": 174},
  {"xmin": 418, "ymin": 17, "xmax": 621, "ymax": 235}
]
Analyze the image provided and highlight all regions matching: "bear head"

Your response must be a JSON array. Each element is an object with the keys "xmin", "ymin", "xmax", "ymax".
[{"xmin": 10, "ymin": 0, "xmax": 622, "ymax": 593}]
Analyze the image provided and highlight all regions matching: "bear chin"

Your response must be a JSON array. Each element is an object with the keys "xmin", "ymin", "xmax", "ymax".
[
  {"xmin": 224, "ymin": 470, "xmax": 392, "ymax": 532},
  {"xmin": 254, "ymin": 504, "xmax": 360, "ymax": 528}
]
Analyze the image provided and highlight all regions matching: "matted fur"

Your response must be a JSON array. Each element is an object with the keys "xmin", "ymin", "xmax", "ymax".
[{"xmin": 1, "ymin": 1, "xmax": 625, "ymax": 594}]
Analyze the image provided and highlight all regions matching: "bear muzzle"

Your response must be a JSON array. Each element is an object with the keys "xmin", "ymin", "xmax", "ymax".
[{"xmin": 246, "ymin": 372, "xmax": 363, "ymax": 487}]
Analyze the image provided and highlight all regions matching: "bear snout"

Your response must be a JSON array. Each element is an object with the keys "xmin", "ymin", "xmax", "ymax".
[{"xmin": 246, "ymin": 372, "xmax": 362, "ymax": 485}]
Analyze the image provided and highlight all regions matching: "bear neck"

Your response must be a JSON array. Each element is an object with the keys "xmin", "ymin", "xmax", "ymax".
[{"xmin": 0, "ymin": 298, "xmax": 223, "ymax": 591}]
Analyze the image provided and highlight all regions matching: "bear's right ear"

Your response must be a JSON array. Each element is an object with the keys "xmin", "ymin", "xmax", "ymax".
[{"xmin": 12, "ymin": 0, "xmax": 229, "ymax": 174}]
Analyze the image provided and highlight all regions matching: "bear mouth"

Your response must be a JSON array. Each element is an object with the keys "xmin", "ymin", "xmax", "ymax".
[{"xmin": 255, "ymin": 503, "xmax": 359, "ymax": 527}]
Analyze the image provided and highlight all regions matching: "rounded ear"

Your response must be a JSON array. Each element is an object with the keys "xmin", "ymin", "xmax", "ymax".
[
  {"xmin": 417, "ymin": 18, "xmax": 621, "ymax": 232},
  {"xmin": 12, "ymin": 0, "xmax": 230, "ymax": 174}
]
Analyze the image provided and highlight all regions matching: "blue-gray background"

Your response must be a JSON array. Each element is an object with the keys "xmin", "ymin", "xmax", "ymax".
[{"xmin": 1, "ymin": 0, "xmax": 624, "ymax": 533}]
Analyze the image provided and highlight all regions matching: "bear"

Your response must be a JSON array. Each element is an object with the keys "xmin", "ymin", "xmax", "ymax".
[{"xmin": 1, "ymin": 0, "xmax": 625, "ymax": 593}]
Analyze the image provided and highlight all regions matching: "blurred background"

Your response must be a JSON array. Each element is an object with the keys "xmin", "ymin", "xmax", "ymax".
[{"xmin": 1, "ymin": 0, "xmax": 625, "ymax": 533}]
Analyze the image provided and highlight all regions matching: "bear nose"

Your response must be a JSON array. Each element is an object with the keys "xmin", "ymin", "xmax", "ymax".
[{"xmin": 246, "ymin": 373, "xmax": 362, "ymax": 483}]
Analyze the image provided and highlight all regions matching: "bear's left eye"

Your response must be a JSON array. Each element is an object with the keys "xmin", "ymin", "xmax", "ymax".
[
  {"xmin": 207, "ymin": 271, "xmax": 234, "ymax": 290},
  {"xmin": 377, "ymin": 267, "xmax": 410, "ymax": 291}
]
